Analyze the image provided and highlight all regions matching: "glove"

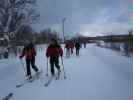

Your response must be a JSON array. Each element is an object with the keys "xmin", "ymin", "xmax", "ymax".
[
  {"xmin": 46, "ymin": 55, "xmax": 49, "ymax": 58},
  {"xmin": 19, "ymin": 56, "xmax": 23, "ymax": 59},
  {"xmin": 60, "ymin": 53, "xmax": 63, "ymax": 57}
]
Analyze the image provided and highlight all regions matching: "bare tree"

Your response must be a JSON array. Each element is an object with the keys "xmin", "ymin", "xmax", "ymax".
[{"xmin": 0, "ymin": 0, "xmax": 39, "ymax": 39}]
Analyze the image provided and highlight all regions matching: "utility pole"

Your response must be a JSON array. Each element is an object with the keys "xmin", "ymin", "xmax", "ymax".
[{"xmin": 62, "ymin": 18, "xmax": 66, "ymax": 43}]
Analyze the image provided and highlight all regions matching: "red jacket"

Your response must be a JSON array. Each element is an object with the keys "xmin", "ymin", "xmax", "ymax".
[
  {"xmin": 46, "ymin": 44, "xmax": 63, "ymax": 57},
  {"xmin": 65, "ymin": 42, "xmax": 74, "ymax": 49},
  {"xmin": 65, "ymin": 43, "xmax": 69, "ymax": 49},
  {"xmin": 20, "ymin": 47, "xmax": 36, "ymax": 60},
  {"xmin": 70, "ymin": 43, "xmax": 74, "ymax": 49}
]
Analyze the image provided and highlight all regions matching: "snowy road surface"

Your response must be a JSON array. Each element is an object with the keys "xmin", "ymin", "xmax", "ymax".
[{"xmin": 0, "ymin": 44, "xmax": 133, "ymax": 100}]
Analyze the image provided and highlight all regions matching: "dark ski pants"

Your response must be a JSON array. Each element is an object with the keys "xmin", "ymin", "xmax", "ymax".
[
  {"xmin": 50, "ymin": 57, "xmax": 60, "ymax": 75},
  {"xmin": 71, "ymin": 48, "xmax": 73, "ymax": 55},
  {"xmin": 26, "ymin": 58, "xmax": 38, "ymax": 76},
  {"xmin": 84, "ymin": 44, "xmax": 86, "ymax": 48},
  {"xmin": 76, "ymin": 48, "xmax": 80, "ymax": 56}
]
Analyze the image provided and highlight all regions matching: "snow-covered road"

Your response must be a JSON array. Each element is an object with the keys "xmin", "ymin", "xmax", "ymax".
[{"xmin": 0, "ymin": 44, "xmax": 133, "ymax": 100}]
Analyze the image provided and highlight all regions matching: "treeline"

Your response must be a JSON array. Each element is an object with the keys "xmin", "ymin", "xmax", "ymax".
[
  {"xmin": 34, "ymin": 28, "xmax": 60, "ymax": 44},
  {"xmin": 11, "ymin": 27, "xmax": 60, "ymax": 45}
]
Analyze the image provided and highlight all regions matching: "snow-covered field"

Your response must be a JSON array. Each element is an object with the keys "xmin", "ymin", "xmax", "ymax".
[{"xmin": 0, "ymin": 44, "xmax": 133, "ymax": 100}]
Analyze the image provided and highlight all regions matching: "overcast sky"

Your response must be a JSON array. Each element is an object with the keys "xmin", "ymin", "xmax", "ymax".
[{"xmin": 32, "ymin": 0, "xmax": 133, "ymax": 37}]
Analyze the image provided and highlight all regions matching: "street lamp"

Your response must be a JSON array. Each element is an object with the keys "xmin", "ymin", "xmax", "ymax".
[{"xmin": 62, "ymin": 18, "xmax": 66, "ymax": 43}]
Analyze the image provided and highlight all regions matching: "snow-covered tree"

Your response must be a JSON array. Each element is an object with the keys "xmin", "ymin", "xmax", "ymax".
[{"xmin": 0, "ymin": 0, "xmax": 39, "ymax": 39}]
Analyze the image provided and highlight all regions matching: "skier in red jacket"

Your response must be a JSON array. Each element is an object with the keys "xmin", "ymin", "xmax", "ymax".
[
  {"xmin": 20, "ymin": 43, "xmax": 39, "ymax": 79},
  {"xmin": 65, "ymin": 41, "xmax": 70, "ymax": 57},
  {"xmin": 70, "ymin": 41, "xmax": 74, "ymax": 55},
  {"xmin": 46, "ymin": 39, "xmax": 63, "ymax": 76}
]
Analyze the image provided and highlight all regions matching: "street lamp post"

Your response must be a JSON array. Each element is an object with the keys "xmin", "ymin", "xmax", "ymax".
[{"xmin": 62, "ymin": 18, "xmax": 66, "ymax": 43}]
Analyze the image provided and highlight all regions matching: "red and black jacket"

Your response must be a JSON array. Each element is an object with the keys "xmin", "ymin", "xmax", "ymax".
[
  {"xmin": 65, "ymin": 43, "xmax": 69, "ymax": 49},
  {"xmin": 70, "ymin": 43, "xmax": 74, "ymax": 49},
  {"xmin": 20, "ymin": 47, "xmax": 36, "ymax": 60},
  {"xmin": 46, "ymin": 44, "xmax": 63, "ymax": 57}
]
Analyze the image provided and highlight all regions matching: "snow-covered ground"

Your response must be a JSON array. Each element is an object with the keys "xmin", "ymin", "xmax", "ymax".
[{"xmin": 0, "ymin": 44, "xmax": 133, "ymax": 100}]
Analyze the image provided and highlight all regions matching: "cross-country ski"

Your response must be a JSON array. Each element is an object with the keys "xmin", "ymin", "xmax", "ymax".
[
  {"xmin": 2, "ymin": 93, "xmax": 13, "ymax": 100},
  {"xmin": 44, "ymin": 76, "xmax": 55, "ymax": 87},
  {"xmin": 16, "ymin": 71, "xmax": 42, "ymax": 88},
  {"xmin": 44, "ymin": 70, "xmax": 63, "ymax": 87}
]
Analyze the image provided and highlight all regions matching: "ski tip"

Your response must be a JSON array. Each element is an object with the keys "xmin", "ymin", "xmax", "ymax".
[
  {"xmin": 8, "ymin": 93, "xmax": 14, "ymax": 97},
  {"xmin": 2, "ymin": 93, "xmax": 14, "ymax": 100},
  {"xmin": 16, "ymin": 85, "xmax": 21, "ymax": 88},
  {"xmin": 44, "ymin": 84, "xmax": 48, "ymax": 87}
]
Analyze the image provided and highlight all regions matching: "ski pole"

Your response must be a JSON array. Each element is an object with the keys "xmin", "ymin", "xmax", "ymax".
[
  {"xmin": 19, "ymin": 58, "xmax": 26, "ymax": 77},
  {"xmin": 46, "ymin": 58, "xmax": 49, "ymax": 76},
  {"xmin": 61, "ymin": 57, "xmax": 67, "ymax": 79}
]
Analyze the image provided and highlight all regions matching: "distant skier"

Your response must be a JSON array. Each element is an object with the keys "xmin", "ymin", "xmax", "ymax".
[
  {"xmin": 65, "ymin": 41, "xmax": 71, "ymax": 57},
  {"xmin": 83, "ymin": 42, "xmax": 86, "ymax": 48},
  {"xmin": 124, "ymin": 42, "xmax": 129, "ymax": 57},
  {"xmin": 4, "ymin": 48, "xmax": 9, "ymax": 59},
  {"xmin": 70, "ymin": 41, "xmax": 74, "ymax": 55},
  {"xmin": 46, "ymin": 39, "xmax": 63, "ymax": 76},
  {"xmin": 20, "ymin": 42, "xmax": 39, "ymax": 79},
  {"xmin": 75, "ymin": 41, "xmax": 81, "ymax": 56}
]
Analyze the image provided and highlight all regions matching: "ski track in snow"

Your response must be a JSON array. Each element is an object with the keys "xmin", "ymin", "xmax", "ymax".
[{"xmin": 0, "ymin": 44, "xmax": 133, "ymax": 100}]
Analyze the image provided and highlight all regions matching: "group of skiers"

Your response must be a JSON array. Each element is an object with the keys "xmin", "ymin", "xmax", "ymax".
[
  {"xmin": 65, "ymin": 40, "xmax": 81, "ymax": 57},
  {"xmin": 19, "ymin": 39, "xmax": 63, "ymax": 80},
  {"xmin": 19, "ymin": 38, "xmax": 81, "ymax": 80}
]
